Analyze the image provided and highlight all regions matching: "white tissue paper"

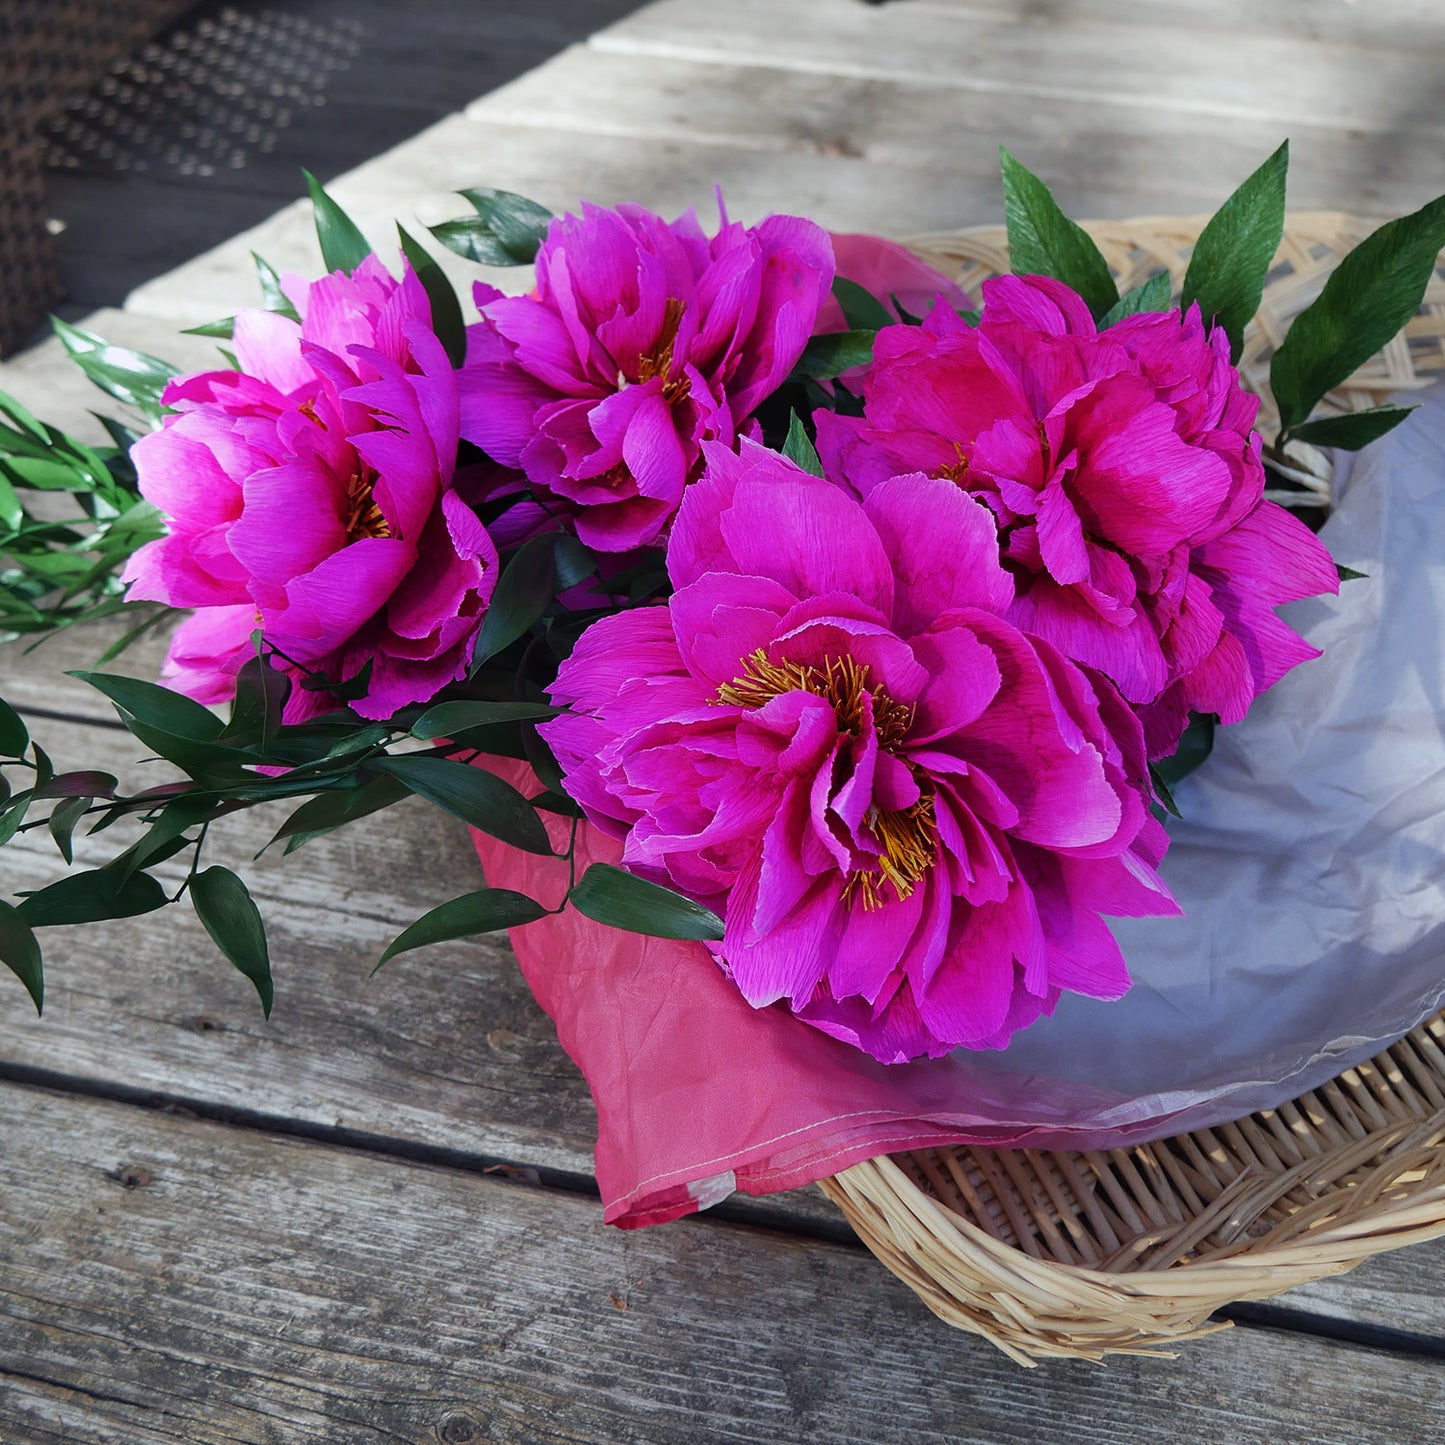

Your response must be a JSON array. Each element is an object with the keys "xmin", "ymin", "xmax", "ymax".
[{"xmin": 962, "ymin": 382, "xmax": 1445, "ymax": 1146}]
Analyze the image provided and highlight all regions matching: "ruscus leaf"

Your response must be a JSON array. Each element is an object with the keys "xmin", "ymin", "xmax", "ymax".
[
  {"xmin": 376, "ymin": 888, "xmax": 548, "ymax": 968},
  {"xmin": 397, "ymin": 223, "xmax": 467, "ymax": 368},
  {"xmin": 470, "ymin": 533, "xmax": 558, "ymax": 669},
  {"xmin": 303, "ymin": 169, "xmax": 374, "ymax": 276},
  {"xmin": 0, "ymin": 900, "xmax": 43, "ymax": 1013},
  {"xmin": 190, "ymin": 866, "xmax": 274, "ymax": 1017},
  {"xmin": 410, "ymin": 700, "xmax": 561, "ymax": 739},
  {"xmin": 19, "ymin": 869, "xmax": 168, "ymax": 928},
  {"xmin": 0, "ymin": 696, "xmax": 28, "ymax": 757},
  {"xmin": 569, "ymin": 863, "xmax": 725, "ymax": 941},
  {"xmin": 374, "ymin": 755, "xmax": 553, "ymax": 855}
]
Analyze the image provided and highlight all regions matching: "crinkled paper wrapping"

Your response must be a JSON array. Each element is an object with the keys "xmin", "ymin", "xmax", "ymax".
[{"xmin": 475, "ymin": 387, "xmax": 1445, "ymax": 1226}]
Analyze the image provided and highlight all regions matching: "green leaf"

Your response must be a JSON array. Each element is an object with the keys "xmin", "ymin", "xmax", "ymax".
[
  {"xmin": 0, "ymin": 791, "xmax": 31, "ymax": 847},
  {"xmin": 831, "ymin": 275, "xmax": 895, "ymax": 332},
  {"xmin": 19, "ymin": 869, "xmax": 168, "ymax": 928},
  {"xmin": 47, "ymin": 794, "xmax": 91, "ymax": 863},
  {"xmin": 0, "ymin": 696, "xmax": 28, "ymax": 757},
  {"xmin": 109, "ymin": 796, "xmax": 216, "ymax": 883},
  {"xmin": 520, "ymin": 721, "xmax": 565, "ymax": 797},
  {"xmin": 470, "ymin": 533, "xmax": 557, "ymax": 669},
  {"xmin": 1337, "ymin": 563, "xmax": 1368, "ymax": 582},
  {"xmin": 69, "ymin": 671, "xmax": 225, "ymax": 741},
  {"xmin": 1100, "ymin": 272, "xmax": 1173, "ymax": 328},
  {"xmin": 376, "ymin": 888, "xmax": 548, "ymax": 968},
  {"xmin": 398, "ymin": 222, "xmax": 466, "ymax": 368},
  {"xmin": 793, "ymin": 330, "xmax": 875, "ymax": 380},
  {"xmin": 999, "ymin": 147, "xmax": 1118, "ymax": 321},
  {"xmin": 222, "ymin": 653, "xmax": 291, "ymax": 747},
  {"xmin": 1153, "ymin": 711, "xmax": 1217, "ymax": 791},
  {"xmin": 303, "ymin": 169, "xmax": 373, "ymax": 275},
  {"xmin": 1287, "ymin": 405, "xmax": 1418, "ymax": 450},
  {"xmin": 0, "ymin": 900, "xmax": 43, "ymax": 1013},
  {"xmin": 181, "ymin": 317, "xmax": 237, "ymax": 340},
  {"xmin": 570, "ymin": 863, "xmax": 725, "ymax": 941},
  {"xmin": 782, "ymin": 411, "xmax": 825, "ymax": 477},
  {"xmin": 252, "ymin": 253, "xmax": 302, "ymax": 320},
  {"xmin": 552, "ymin": 534, "xmax": 596, "ymax": 591},
  {"xmin": 34, "ymin": 770, "xmax": 117, "ymax": 800},
  {"xmin": 374, "ymin": 755, "xmax": 553, "ymax": 854},
  {"xmin": 266, "ymin": 773, "xmax": 411, "ymax": 855},
  {"xmin": 1272, "ymin": 193, "xmax": 1445, "ymax": 436},
  {"xmin": 410, "ymin": 699, "xmax": 560, "ymax": 740},
  {"xmin": 51, "ymin": 318, "xmax": 180, "ymax": 420},
  {"xmin": 190, "ymin": 866, "xmax": 273, "ymax": 1017},
  {"xmin": 1181, "ymin": 140, "xmax": 1289, "ymax": 363},
  {"xmin": 429, "ymin": 187, "xmax": 554, "ymax": 266},
  {"xmin": 1148, "ymin": 764, "xmax": 1181, "ymax": 820}
]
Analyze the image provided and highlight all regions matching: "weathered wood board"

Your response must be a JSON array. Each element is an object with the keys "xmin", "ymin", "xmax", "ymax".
[{"xmin": 4, "ymin": 1084, "xmax": 1445, "ymax": 1445}]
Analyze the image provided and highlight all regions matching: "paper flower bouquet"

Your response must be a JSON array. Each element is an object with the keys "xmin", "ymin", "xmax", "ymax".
[{"xmin": 4, "ymin": 145, "xmax": 1445, "ymax": 1248}]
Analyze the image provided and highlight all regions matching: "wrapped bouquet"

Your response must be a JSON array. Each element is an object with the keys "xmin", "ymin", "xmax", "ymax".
[{"xmin": 3, "ymin": 145, "xmax": 1444, "ymax": 1228}]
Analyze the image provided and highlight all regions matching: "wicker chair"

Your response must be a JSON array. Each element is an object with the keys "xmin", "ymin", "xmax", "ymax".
[{"xmin": 0, "ymin": 0, "xmax": 192, "ymax": 355}]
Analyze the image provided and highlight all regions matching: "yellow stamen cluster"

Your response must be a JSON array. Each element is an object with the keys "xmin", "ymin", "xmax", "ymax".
[
  {"xmin": 717, "ymin": 648, "xmax": 937, "ymax": 909},
  {"xmin": 343, "ymin": 467, "xmax": 391, "ymax": 542},
  {"xmin": 635, "ymin": 296, "xmax": 691, "ymax": 404}
]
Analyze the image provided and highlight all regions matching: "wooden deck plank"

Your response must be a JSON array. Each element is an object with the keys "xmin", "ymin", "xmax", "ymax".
[
  {"xmin": 882, "ymin": 0, "xmax": 1445, "ymax": 50},
  {"xmin": 468, "ymin": 42, "xmax": 1445, "ymax": 217},
  {"xmin": 598, "ymin": 0, "xmax": 1445, "ymax": 137},
  {"xmin": 3, "ymin": 1082, "xmax": 1444, "ymax": 1445}
]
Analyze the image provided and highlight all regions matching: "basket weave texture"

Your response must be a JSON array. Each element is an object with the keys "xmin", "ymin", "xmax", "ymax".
[{"xmin": 818, "ymin": 214, "xmax": 1445, "ymax": 1365}]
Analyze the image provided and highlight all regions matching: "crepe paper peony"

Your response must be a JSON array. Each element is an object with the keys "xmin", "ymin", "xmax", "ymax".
[
  {"xmin": 815, "ymin": 274, "xmax": 1340, "ymax": 757},
  {"xmin": 456, "ymin": 199, "xmax": 834, "ymax": 553},
  {"xmin": 121, "ymin": 254, "xmax": 496, "ymax": 722},
  {"xmin": 540, "ymin": 440, "xmax": 1178, "ymax": 1062}
]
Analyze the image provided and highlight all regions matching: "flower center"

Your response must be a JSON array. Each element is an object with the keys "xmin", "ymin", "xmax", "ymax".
[
  {"xmin": 718, "ymin": 648, "xmax": 936, "ymax": 909},
  {"xmin": 343, "ymin": 467, "xmax": 391, "ymax": 542},
  {"xmin": 634, "ymin": 297, "xmax": 691, "ymax": 405},
  {"xmin": 931, "ymin": 441, "xmax": 970, "ymax": 485}
]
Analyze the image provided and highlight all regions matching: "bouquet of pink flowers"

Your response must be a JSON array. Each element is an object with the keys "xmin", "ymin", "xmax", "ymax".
[{"xmin": 3, "ymin": 146, "xmax": 1443, "ymax": 1218}]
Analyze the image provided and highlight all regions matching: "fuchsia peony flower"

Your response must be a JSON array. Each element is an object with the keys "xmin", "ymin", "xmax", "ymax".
[
  {"xmin": 122, "ymin": 254, "xmax": 496, "ymax": 721},
  {"xmin": 816, "ymin": 274, "xmax": 1339, "ymax": 757},
  {"xmin": 540, "ymin": 441, "xmax": 1178, "ymax": 1062},
  {"xmin": 457, "ymin": 200, "xmax": 834, "ymax": 552}
]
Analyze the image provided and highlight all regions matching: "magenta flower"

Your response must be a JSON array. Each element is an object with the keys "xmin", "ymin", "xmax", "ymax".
[
  {"xmin": 817, "ymin": 274, "xmax": 1339, "ymax": 756},
  {"xmin": 540, "ymin": 441, "xmax": 1177, "ymax": 1062},
  {"xmin": 457, "ymin": 200, "xmax": 834, "ymax": 552},
  {"xmin": 122, "ymin": 255, "xmax": 496, "ymax": 721}
]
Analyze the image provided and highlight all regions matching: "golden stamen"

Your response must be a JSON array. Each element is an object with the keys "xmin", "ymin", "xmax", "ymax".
[
  {"xmin": 634, "ymin": 297, "xmax": 691, "ymax": 404},
  {"xmin": 343, "ymin": 468, "xmax": 392, "ymax": 542},
  {"xmin": 717, "ymin": 648, "xmax": 934, "ymax": 908}
]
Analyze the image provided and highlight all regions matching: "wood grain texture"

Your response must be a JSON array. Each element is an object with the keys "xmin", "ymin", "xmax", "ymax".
[
  {"xmin": 4, "ymin": 1083, "xmax": 1444, "ymax": 1445},
  {"xmin": 600, "ymin": 0, "xmax": 1445, "ymax": 138},
  {"xmin": 470, "ymin": 41, "xmax": 1445, "ymax": 217}
]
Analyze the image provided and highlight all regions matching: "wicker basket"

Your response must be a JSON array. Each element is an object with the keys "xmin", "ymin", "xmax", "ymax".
[{"xmin": 818, "ymin": 214, "xmax": 1445, "ymax": 1365}]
